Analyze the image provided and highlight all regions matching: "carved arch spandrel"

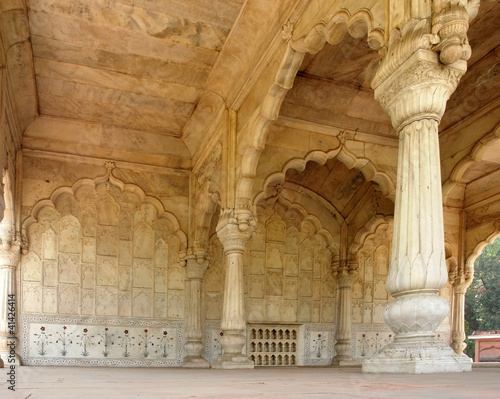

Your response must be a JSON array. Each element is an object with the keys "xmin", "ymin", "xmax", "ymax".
[
  {"xmin": 442, "ymin": 122, "xmax": 500, "ymax": 207},
  {"xmin": 237, "ymin": 9, "xmax": 386, "ymax": 207},
  {"xmin": 252, "ymin": 148, "xmax": 396, "ymax": 208}
]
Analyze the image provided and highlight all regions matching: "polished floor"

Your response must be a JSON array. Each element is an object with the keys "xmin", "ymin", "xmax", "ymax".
[{"xmin": 3, "ymin": 364, "xmax": 499, "ymax": 399}]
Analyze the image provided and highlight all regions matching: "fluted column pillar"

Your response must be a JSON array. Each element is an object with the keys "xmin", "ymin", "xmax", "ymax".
[
  {"xmin": 212, "ymin": 208, "xmax": 254, "ymax": 369},
  {"xmin": 332, "ymin": 259, "xmax": 358, "ymax": 365},
  {"xmin": 363, "ymin": 49, "xmax": 471, "ymax": 373},
  {"xmin": 450, "ymin": 276, "xmax": 471, "ymax": 355},
  {"xmin": 0, "ymin": 242, "xmax": 21, "ymax": 367},
  {"xmin": 183, "ymin": 253, "xmax": 209, "ymax": 368}
]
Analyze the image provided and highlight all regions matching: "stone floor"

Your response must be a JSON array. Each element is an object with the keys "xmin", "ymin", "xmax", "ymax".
[{"xmin": 3, "ymin": 364, "xmax": 499, "ymax": 399}]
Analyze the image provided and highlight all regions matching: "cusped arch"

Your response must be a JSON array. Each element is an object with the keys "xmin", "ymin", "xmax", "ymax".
[
  {"xmin": 22, "ymin": 167, "xmax": 187, "ymax": 256},
  {"xmin": 443, "ymin": 122, "xmax": 500, "ymax": 207},
  {"xmin": 465, "ymin": 229, "xmax": 500, "ymax": 278},
  {"xmin": 349, "ymin": 215, "xmax": 393, "ymax": 257},
  {"xmin": 238, "ymin": 9, "xmax": 386, "ymax": 205},
  {"xmin": 253, "ymin": 147, "xmax": 396, "ymax": 207}
]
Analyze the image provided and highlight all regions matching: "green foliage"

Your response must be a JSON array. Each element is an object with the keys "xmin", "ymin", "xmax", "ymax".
[{"xmin": 464, "ymin": 236, "xmax": 500, "ymax": 358}]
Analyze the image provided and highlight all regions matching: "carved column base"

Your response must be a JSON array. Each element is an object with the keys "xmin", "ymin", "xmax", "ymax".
[
  {"xmin": 211, "ymin": 353, "xmax": 254, "ymax": 369},
  {"xmin": 331, "ymin": 341, "xmax": 358, "ymax": 366},
  {"xmin": 212, "ymin": 332, "xmax": 253, "ymax": 369},
  {"xmin": 362, "ymin": 336, "xmax": 471, "ymax": 374},
  {"xmin": 0, "ymin": 337, "xmax": 22, "ymax": 366},
  {"xmin": 183, "ymin": 356, "xmax": 210, "ymax": 368}
]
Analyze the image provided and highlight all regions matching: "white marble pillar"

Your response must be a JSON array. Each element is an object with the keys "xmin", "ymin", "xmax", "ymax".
[
  {"xmin": 212, "ymin": 209, "xmax": 254, "ymax": 369},
  {"xmin": 363, "ymin": 49, "xmax": 471, "ymax": 373},
  {"xmin": 0, "ymin": 242, "xmax": 21, "ymax": 367},
  {"xmin": 450, "ymin": 277, "xmax": 471, "ymax": 356},
  {"xmin": 183, "ymin": 255, "xmax": 210, "ymax": 368},
  {"xmin": 331, "ymin": 260, "xmax": 358, "ymax": 365}
]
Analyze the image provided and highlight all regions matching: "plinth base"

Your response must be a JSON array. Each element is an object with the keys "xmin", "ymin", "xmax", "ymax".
[
  {"xmin": 331, "ymin": 355, "xmax": 359, "ymax": 367},
  {"xmin": 362, "ymin": 337, "xmax": 472, "ymax": 374},
  {"xmin": 183, "ymin": 356, "xmax": 210, "ymax": 368},
  {"xmin": 211, "ymin": 353, "xmax": 254, "ymax": 369}
]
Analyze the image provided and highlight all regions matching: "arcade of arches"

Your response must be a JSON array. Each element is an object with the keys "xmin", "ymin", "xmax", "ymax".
[{"xmin": 0, "ymin": 0, "xmax": 499, "ymax": 374}]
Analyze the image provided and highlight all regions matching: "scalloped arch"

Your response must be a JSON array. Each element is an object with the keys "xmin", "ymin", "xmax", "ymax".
[
  {"xmin": 238, "ymin": 9, "xmax": 386, "ymax": 204},
  {"xmin": 349, "ymin": 215, "xmax": 393, "ymax": 256},
  {"xmin": 257, "ymin": 195, "xmax": 339, "ymax": 257},
  {"xmin": 253, "ymin": 147, "xmax": 395, "ymax": 207},
  {"xmin": 22, "ymin": 171, "xmax": 187, "ymax": 254},
  {"xmin": 465, "ymin": 229, "xmax": 500, "ymax": 274},
  {"xmin": 442, "ymin": 123, "xmax": 500, "ymax": 206}
]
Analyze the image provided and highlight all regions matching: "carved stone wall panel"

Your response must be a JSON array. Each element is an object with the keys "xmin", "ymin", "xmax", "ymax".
[
  {"xmin": 42, "ymin": 229, "xmax": 57, "ymax": 260},
  {"xmin": 42, "ymin": 288, "xmax": 57, "ymax": 314},
  {"xmin": 167, "ymin": 264, "xmax": 184, "ymax": 290},
  {"xmin": 134, "ymin": 203, "xmax": 158, "ymax": 226},
  {"xmin": 154, "ymin": 294, "xmax": 167, "ymax": 318},
  {"xmin": 119, "ymin": 240, "xmax": 132, "ymax": 265},
  {"xmin": 321, "ymin": 299, "xmax": 334, "ymax": 323},
  {"xmin": 250, "ymin": 223, "xmax": 266, "ymax": 250},
  {"xmin": 82, "ymin": 237, "xmax": 96, "ymax": 263},
  {"xmin": 28, "ymin": 223, "xmax": 44, "ymax": 257},
  {"xmin": 97, "ymin": 193, "xmax": 120, "ymax": 226},
  {"xmin": 266, "ymin": 269, "xmax": 283, "ymax": 296},
  {"xmin": 283, "ymin": 301, "xmax": 297, "ymax": 322},
  {"xmin": 250, "ymin": 251, "xmax": 265, "ymax": 275},
  {"xmin": 249, "ymin": 276, "xmax": 265, "ymax": 298},
  {"xmin": 81, "ymin": 290, "xmax": 95, "ymax": 315},
  {"xmin": 265, "ymin": 296, "xmax": 282, "ymax": 322},
  {"xmin": 363, "ymin": 304, "xmax": 373, "ymax": 324},
  {"xmin": 133, "ymin": 222, "xmax": 155, "ymax": 259},
  {"xmin": 58, "ymin": 285, "xmax": 80, "ymax": 315},
  {"xmin": 133, "ymin": 289, "xmax": 153, "ymax": 318},
  {"xmin": 298, "ymin": 299, "xmax": 312, "ymax": 322},
  {"xmin": 312, "ymin": 301, "xmax": 321, "ymax": 323},
  {"xmin": 82, "ymin": 264, "xmax": 94, "ymax": 289},
  {"xmin": 284, "ymin": 254, "xmax": 298, "ymax": 277},
  {"xmin": 59, "ymin": 215, "xmax": 81, "ymax": 254},
  {"xmin": 96, "ymin": 256, "xmax": 118, "ymax": 286},
  {"xmin": 352, "ymin": 300, "xmax": 363, "ymax": 323},
  {"xmin": 23, "ymin": 283, "xmax": 42, "ymax": 313},
  {"xmin": 283, "ymin": 279, "xmax": 298, "ymax": 300},
  {"xmin": 284, "ymin": 227, "xmax": 299, "ymax": 254},
  {"xmin": 266, "ymin": 243, "xmax": 283, "ymax": 269},
  {"xmin": 154, "ymin": 268, "xmax": 167, "ymax": 293},
  {"xmin": 167, "ymin": 291, "xmax": 183, "ymax": 319},
  {"xmin": 206, "ymin": 293, "xmax": 222, "ymax": 320},
  {"xmin": 298, "ymin": 271, "xmax": 313, "ymax": 297},
  {"xmin": 248, "ymin": 299, "xmax": 265, "ymax": 322},
  {"xmin": 321, "ymin": 275, "xmax": 335, "ymax": 298},
  {"xmin": 133, "ymin": 259, "xmax": 154, "ymax": 288},
  {"xmin": 266, "ymin": 212, "xmax": 286, "ymax": 242},
  {"xmin": 96, "ymin": 226, "xmax": 118, "ymax": 256},
  {"xmin": 23, "ymin": 252, "xmax": 42, "ymax": 282},
  {"xmin": 204, "ymin": 267, "xmax": 222, "ymax": 292},
  {"xmin": 95, "ymin": 287, "xmax": 118, "ymax": 316},
  {"xmin": 374, "ymin": 276, "xmax": 387, "ymax": 299},
  {"xmin": 58, "ymin": 254, "xmax": 80, "ymax": 284},
  {"xmin": 43, "ymin": 261, "xmax": 57, "ymax": 287},
  {"xmin": 373, "ymin": 301, "xmax": 385, "ymax": 324},
  {"xmin": 299, "ymin": 244, "xmax": 314, "ymax": 271},
  {"xmin": 155, "ymin": 239, "xmax": 168, "ymax": 268},
  {"xmin": 119, "ymin": 210, "xmax": 133, "ymax": 240},
  {"xmin": 313, "ymin": 281, "xmax": 321, "ymax": 301},
  {"xmin": 81, "ymin": 206, "xmax": 96, "ymax": 237},
  {"xmin": 118, "ymin": 292, "xmax": 131, "ymax": 317}
]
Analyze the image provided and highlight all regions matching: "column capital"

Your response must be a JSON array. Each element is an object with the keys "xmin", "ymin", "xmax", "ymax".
[
  {"xmin": 216, "ymin": 208, "xmax": 255, "ymax": 254},
  {"xmin": 185, "ymin": 257, "xmax": 208, "ymax": 280},
  {"xmin": 374, "ymin": 49, "xmax": 466, "ymax": 132},
  {"xmin": 0, "ymin": 241, "xmax": 21, "ymax": 269}
]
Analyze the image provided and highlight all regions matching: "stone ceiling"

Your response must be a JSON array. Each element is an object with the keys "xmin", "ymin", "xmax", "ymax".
[{"xmin": 27, "ymin": 0, "xmax": 245, "ymax": 137}]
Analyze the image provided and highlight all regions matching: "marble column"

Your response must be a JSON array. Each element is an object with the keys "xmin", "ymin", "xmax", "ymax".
[
  {"xmin": 331, "ymin": 260, "xmax": 358, "ymax": 365},
  {"xmin": 450, "ymin": 276, "xmax": 471, "ymax": 356},
  {"xmin": 212, "ymin": 209, "xmax": 254, "ymax": 369},
  {"xmin": 362, "ymin": 49, "xmax": 471, "ymax": 373},
  {"xmin": 0, "ymin": 242, "xmax": 21, "ymax": 367},
  {"xmin": 183, "ymin": 254, "xmax": 209, "ymax": 368}
]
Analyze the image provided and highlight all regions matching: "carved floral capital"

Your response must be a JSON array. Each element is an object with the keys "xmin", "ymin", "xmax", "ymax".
[
  {"xmin": 185, "ymin": 257, "xmax": 209, "ymax": 280},
  {"xmin": 216, "ymin": 208, "xmax": 255, "ymax": 254},
  {"xmin": 0, "ymin": 241, "xmax": 21, "ymax": 268},
  {"xmin": 374, "ymin": 49, "xmax": 466, "ymax": 132}
]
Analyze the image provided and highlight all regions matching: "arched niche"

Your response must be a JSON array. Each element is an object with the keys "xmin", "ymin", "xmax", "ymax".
[{"xmin": 20, "ymin": 165, "xmax": 188, "ymax": 321}]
